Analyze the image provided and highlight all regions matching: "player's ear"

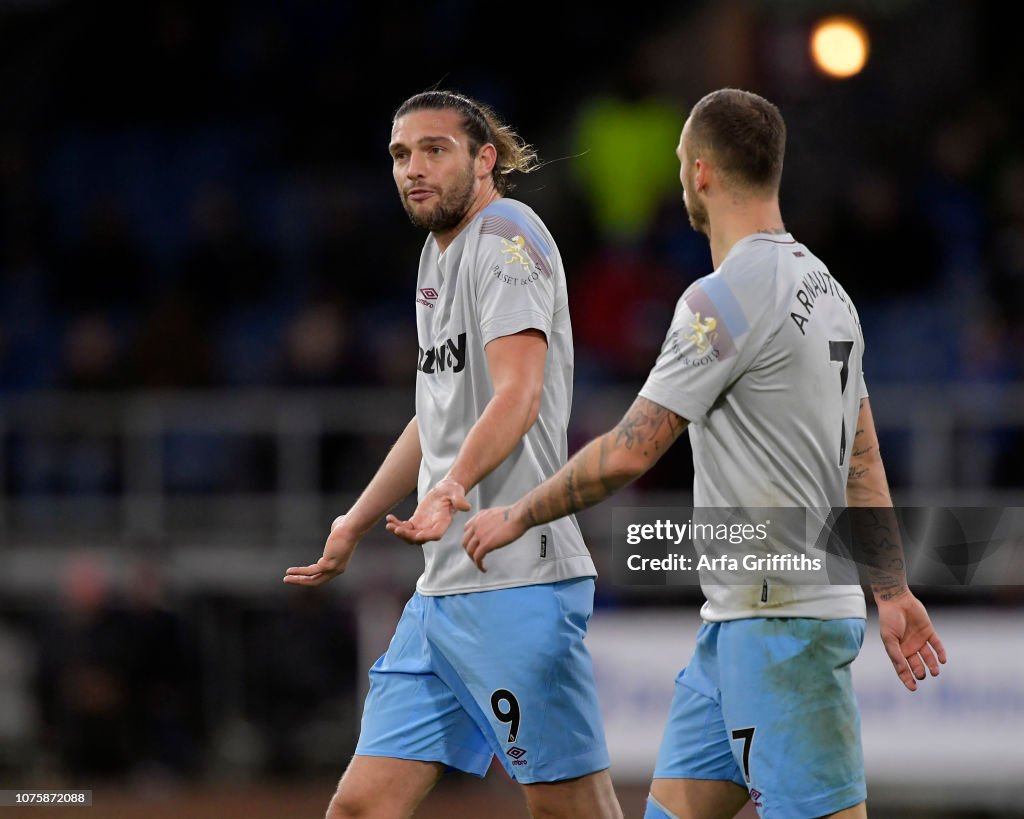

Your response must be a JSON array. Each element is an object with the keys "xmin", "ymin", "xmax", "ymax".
[
  {"xmin": 476, "ymin": 143, "xmax": 497, "ymax": 178},
  {"xmin": 694, "ymin": 157, "xmax": 712, "ymax": 193}
]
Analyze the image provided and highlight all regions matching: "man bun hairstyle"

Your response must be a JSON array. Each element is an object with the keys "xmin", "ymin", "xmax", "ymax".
[{"xmin": 394, "ymin": 90, "xmax": 539, "ymax": 195}]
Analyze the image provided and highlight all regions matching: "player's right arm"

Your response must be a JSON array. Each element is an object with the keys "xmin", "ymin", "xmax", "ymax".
[
  {"xmin": 283, "ymin": 416, "xmax": 422, "ymax": 587},
  {"xmin": 463, "ymin": 397, "xmax": 688, "ymax": 569},
  {"xmin": 846, "ymin": 398, "xmax": 947, "ymax": 691}
]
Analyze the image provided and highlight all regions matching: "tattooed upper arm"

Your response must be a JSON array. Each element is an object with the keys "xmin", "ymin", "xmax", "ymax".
[
  {"xmin": 846, "ymin": 397, "xmax": 893, "ymax": 506},
  {"xmin": 613, "ymin": 397, "xmax": 689, "ymax": 463},
  {"xmin": 847, "ymin": 397, "xmax": 879, "ymax": 483}
]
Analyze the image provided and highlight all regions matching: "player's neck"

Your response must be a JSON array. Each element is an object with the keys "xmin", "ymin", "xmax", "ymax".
[
  {"xmin": 433, "ymin": 185, "xmax": 502, "ymax": 253},
  {"xmin": 707, "ymin": 199, "xmax": 784, "ymax": 268}
]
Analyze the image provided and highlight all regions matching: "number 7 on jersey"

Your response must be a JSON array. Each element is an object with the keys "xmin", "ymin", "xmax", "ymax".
[{"xmin": 828, "ymin": 340, "xmax": 854, "ymax": 466}]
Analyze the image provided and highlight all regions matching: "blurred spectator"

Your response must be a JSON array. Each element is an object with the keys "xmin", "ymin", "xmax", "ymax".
[
  {"xmin": 123, "ymin": 560, "xmax": 201, "ymax": 777},
  {"xmin": 245, "ymin": 590, "xmax": 358, "ymax": 775},
  {"xmin": 33, "ymin": 554, "xmax": 202, "ymax": 780},
  {"xmin": 0, "ymin": 615, "xmax": 39, "ymax": 774},
  {"xmin": 35, "ymin": 553, "xmax": 134, "ymax": 776},
  {"xmin": 278, "ymin": 300, "xmax": 357, "ymax": 388}
]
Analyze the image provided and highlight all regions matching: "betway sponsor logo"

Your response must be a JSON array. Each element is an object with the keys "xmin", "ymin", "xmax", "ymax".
[{"xmin": 418, "ymin": 333, "xmax": 466, "ymax": 374}]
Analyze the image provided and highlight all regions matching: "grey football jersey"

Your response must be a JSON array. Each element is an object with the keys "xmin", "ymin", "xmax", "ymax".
[
  {"xmin": 413, "ymin": 198, "xmax": 596, "ymax": 595},
  {"xmin": 640, "ymin": 232, "xmax": 868, "ymax": 621}
]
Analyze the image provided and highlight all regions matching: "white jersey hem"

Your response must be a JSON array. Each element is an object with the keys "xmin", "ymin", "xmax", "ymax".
[
  {"xmin": 415, "ymin": 556, "xmax": 598, "ymax": 597},
  {"xmin": 699, "ymin": 587, "xmax": 867, "ymax": 621}
]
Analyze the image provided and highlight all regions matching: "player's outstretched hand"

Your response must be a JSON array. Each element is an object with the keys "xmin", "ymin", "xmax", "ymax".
[
  {"xmin": 462, "ymin": 505, "xmax": 527, "ymax": 572},
  {"xmin": 877, "ymin": 589, "xmax": 947, "ymax": 692},
  {"xmin": 386, "ymin": 478, "xmax": 470, "ymax": 545},
  {"xmin": 283, "ymin": 515, "xmax": 358, "ymax": 587}
]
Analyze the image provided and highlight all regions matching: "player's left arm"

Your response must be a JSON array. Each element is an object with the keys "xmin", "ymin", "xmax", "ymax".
[
  {"xmin": 385, "ymin": 329, "xmax": 548, "ymax": 544},
  {"xmin": 846, "ymin": 397, "xmax": 948, "ymax": 691},
  {"xmin": 462, "ymin": 397, "xmax": 688, "ymax": 569}
]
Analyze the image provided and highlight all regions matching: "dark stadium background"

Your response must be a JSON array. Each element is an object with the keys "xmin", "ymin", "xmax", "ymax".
[{"xmin": 0, "ymin": 1, "xmax": 1021, "ymax": 817}]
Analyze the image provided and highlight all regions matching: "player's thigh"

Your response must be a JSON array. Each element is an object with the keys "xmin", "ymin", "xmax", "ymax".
[
  {"xmin": 651, "ymin": 628, "xmax": 747, "ymax": 789},
  {"xmin": 718, "ymin": 618, "xmax": 867, "ymax": 819},
  {"xmin": 520, "ymin": 768, "xmax": 622, "ymax": 819},
  {"xmin": 355, "ymin": 593, "xmax": 494, "ymax": 778},
  {"xmin": 327, "ymin": 754, "xmax": 444, "ymax": 819},
  {"xmin": 429, "ymin": 578, "xmax": 610, "ymax": 784},
  {"xmin": 648, "ymin": 778, "xmax": 750, "ymax": 819}
]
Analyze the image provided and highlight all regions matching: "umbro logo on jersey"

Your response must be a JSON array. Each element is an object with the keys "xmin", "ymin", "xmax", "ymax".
[
  {"xmin": 417, "ymin": 332, "xmax": 466, "ymax": 375},
  {"xmin": 416, "ymin": 288, "xmax": 438, "ymax": 309}
]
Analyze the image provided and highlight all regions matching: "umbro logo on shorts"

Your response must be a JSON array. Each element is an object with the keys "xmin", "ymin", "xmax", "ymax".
[{"xmin": 506, "ymin": 746, "xmax": 528, "ymax": 766}]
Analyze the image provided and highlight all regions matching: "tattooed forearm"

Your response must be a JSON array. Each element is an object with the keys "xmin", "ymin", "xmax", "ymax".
[
  {"xmin": 597, "ymin": 435, "xmax": 623, "ymax": 495},
  {"xmin": 564, "ymin": 462, "xmax": 585, "ymax": 511},
  {"xmin": 523, "ymin": 433, "xmax": 631, "ymax": 526},
  {"xmin": 518, "ymin": 400, "xmax": 687, "ymax": 529},
  {"xmin": 844, "ymin": 399, "xmax": 906, "ymax": 597},
  {"xmin": 850, "ymin": 507, "xmax": 908, "ymax": 598}
]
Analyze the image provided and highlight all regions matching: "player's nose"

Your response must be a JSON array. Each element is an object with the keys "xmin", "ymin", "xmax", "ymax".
[{"xmin": 406, "ymin": 151, "xmax": 427, "ymax": 178}]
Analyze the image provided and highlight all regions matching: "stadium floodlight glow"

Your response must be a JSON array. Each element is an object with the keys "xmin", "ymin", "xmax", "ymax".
[{"xmin": 810, "ymin": 15, "xmax": 870, "ymax": 79}]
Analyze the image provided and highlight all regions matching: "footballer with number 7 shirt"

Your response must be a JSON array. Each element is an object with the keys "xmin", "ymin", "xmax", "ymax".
[{"xmin": 464, "ymin": 88, "xmax": 947, "ymax": 819}]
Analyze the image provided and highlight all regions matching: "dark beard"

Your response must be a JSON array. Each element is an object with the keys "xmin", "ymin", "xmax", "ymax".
[{"xmin": 402, "ymin": 167, "xmax": 475, "ymax": 233}]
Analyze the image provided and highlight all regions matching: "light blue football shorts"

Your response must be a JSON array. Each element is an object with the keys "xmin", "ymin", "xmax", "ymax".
[
  {"xmin": 653, "ymin": 617, "xmax": 867, "ymax": 819},
  {"xmin": 354, "ymin": 577, "xmax": 610, "ymax": 784}
]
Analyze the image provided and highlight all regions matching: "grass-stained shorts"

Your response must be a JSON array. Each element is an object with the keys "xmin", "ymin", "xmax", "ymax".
[{"xmin": 653, "ymin": 617, "xmax": 867, "ymax": 818}]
